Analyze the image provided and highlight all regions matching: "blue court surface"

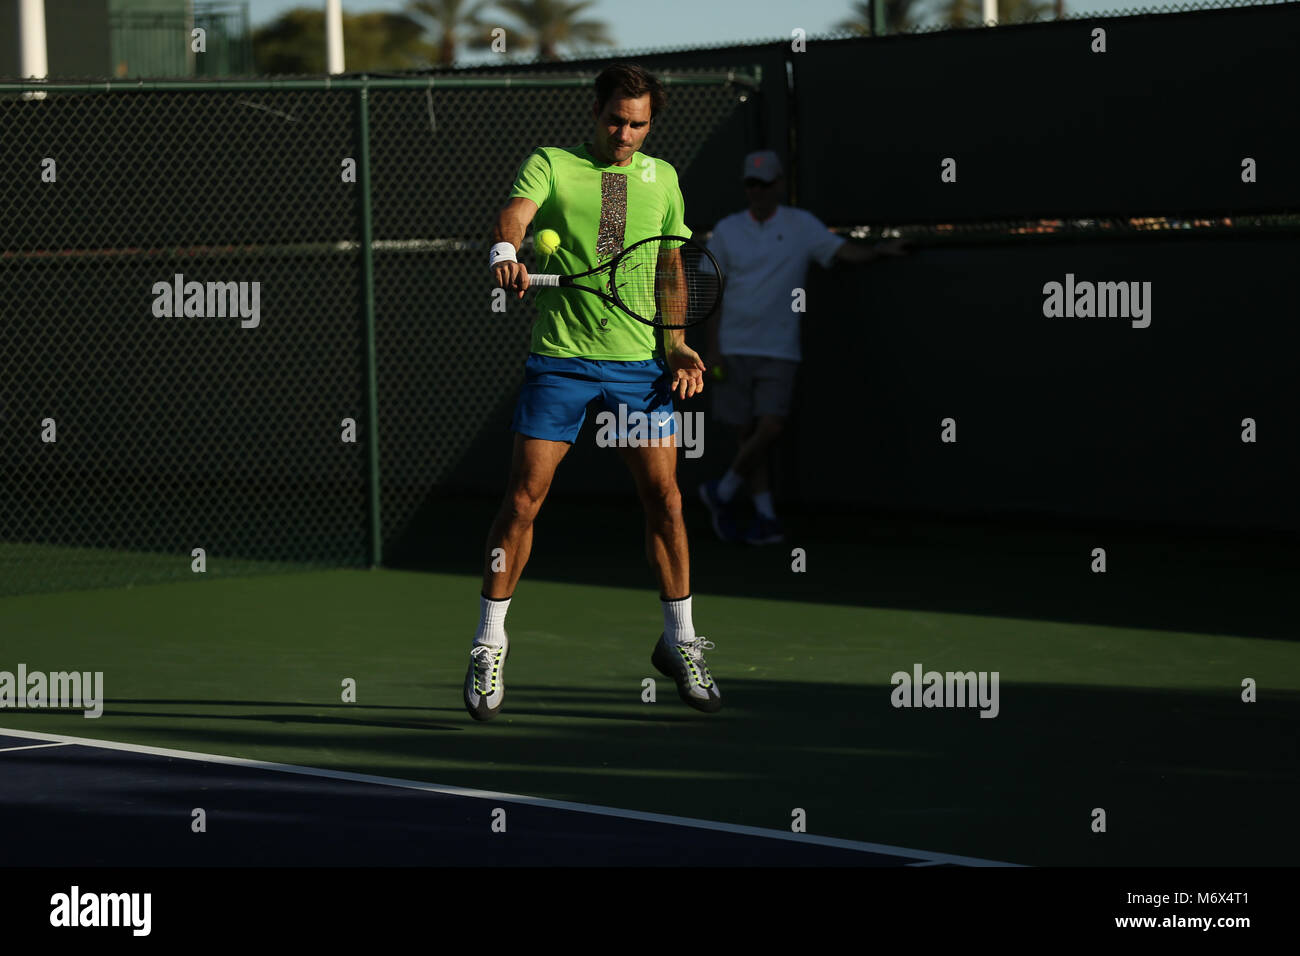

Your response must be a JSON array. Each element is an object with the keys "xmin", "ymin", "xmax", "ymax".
[{"xmin": 0, "ymin": 730, "xmax": 1011, "ymax": 867}]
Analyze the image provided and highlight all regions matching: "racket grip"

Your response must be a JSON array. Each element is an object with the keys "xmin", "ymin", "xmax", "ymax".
[{"xmin": 529, "ymin": 273, "xmax": 561, "ymax": 288}]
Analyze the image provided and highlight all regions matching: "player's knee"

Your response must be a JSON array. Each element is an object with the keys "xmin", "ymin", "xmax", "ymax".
[
  {"xmin": 644, "ymin": 483, "xmax": 682, "ymax": 520},
  {"xmin": 506, "ymin": 487, "xmax": 546, "ymax": 524}
]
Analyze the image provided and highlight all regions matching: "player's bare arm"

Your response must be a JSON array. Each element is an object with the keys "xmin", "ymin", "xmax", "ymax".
[
  {"xmin": 492, "ymin": 197, "xmax": 538, "ymax": 298},
  {"xmin": 652, "ymin": 244, "xmax": 705, "ymax": 398},
  {"xmin": 655, "ymin": 244, "xmax": 707, "ymax": 398}
]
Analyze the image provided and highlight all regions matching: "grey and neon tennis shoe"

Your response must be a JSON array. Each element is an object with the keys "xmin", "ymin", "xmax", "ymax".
[
  {"xmin": 652, "ymin": 633, "xmax": 722, "ymax": 713},
  {"xmin": 464, "ymin": 634, "xmax": 508, "ymax": 721}
]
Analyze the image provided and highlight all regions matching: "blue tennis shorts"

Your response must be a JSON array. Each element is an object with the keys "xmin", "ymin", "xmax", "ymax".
[{"xmin": 511, "ymin": 354, "xmax": 677, "ymax": 444}]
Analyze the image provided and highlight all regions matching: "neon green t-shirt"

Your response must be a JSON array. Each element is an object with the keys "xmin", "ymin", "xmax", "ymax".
[{"xmin": 508, "ymin": 142, "xmax": 692, "ymax": 360}]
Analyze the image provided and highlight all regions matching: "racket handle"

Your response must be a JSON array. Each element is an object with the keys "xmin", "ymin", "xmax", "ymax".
[{"xmin": 530, "ymin": 273, "xmax": 561, "ymax": 288}]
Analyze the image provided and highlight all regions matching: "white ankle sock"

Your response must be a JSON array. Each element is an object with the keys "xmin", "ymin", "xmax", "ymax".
[
  {"xmin": 753, "ymin": 491, "xmax": 776, "ymax": 519},
  {"xmin": 717, "ymin": 469, "xmax": 743, "ymax": 502},
  {"xmin": 475, "ymin": 594, "xmax": 510, "ymax": 646},
  {"xmin": 662, "ymin": 595, "xmax": 695, "ymax": 645}
]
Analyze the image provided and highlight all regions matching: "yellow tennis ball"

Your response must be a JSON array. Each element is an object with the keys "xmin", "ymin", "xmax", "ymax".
[{"xmin": 536, "ymin": 229, "xmax": 561, "ymax": 256}]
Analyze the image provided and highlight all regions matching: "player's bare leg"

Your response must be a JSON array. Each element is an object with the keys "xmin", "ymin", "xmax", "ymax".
[
  {"xmin": 622, "ymin": 438, "xmax": 721, "ymax": 713},
  {"xmin": 465, "ymin": 433, "xmax": 568, "ymax": 722},
  {"xmin": 619, "ymin": 439, "xmax": 689, "ymax": 599},
  {"xmin": 482, "ymin": 433, "xmax": 570, "ymax": 598}
]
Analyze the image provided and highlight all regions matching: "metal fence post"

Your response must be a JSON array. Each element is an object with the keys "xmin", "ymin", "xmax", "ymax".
[{"xmin": 357, "ymin": 76, "xmax": 382, "ymax": 568}]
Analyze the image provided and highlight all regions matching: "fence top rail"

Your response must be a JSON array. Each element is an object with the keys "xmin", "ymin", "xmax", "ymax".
[{"xmin": 0, "ymin": 71, "xmax": 763, "ymax": 95}]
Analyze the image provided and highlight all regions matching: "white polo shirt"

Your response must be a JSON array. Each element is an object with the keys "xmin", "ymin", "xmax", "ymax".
[{"xmin": 705, "ymin": 205, "xmax": 846, "ymax": 361}]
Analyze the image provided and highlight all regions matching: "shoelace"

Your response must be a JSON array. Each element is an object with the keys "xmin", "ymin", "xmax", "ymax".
[
  {"xmin": 678, "ymin": 637, "xmax": 716, "ymax": 688},
  {"xmin": 679, "ymin": 637, "xmax": 716, "ymax": 663},
  {"xmin": 676, "ymin": 639, "xmax": 717, "ymax": 671},
  {"xmin": 470, "ymin": 643, "xmax": 500, "ymax": 692}
]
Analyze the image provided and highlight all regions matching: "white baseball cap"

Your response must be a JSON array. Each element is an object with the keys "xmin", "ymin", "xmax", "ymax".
[{"xmin": 742, "ymin": 150, "xmax": 783, "ymax": 182}]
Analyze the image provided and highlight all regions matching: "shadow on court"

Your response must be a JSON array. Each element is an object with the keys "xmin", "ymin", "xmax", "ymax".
[
  {"xmin": 387, "ymin": 492, "xmax": 1300, "ymax": 642},
  {"xmin": 6, "ymin": 675, "xmax": 1298, "ymax": 866}
]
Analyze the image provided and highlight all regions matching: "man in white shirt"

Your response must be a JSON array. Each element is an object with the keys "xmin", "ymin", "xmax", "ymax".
[{"xmin": 700, "ymin": 150, "xmax": 905, "ymax": 544}]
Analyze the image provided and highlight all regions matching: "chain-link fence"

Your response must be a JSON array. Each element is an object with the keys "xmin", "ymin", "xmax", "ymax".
[{"xmin": 0, "ymin": 72, "xmax": 760, "ymax": 596}]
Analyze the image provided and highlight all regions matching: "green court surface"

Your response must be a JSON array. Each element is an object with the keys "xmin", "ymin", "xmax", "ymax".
[
  {"xmin": 2, "ymin": 500, "xmax": 1298, "ymax": 866},
  {"xmin": 0, "ymin": 540, "xmax": 329, "ymax": 599}
]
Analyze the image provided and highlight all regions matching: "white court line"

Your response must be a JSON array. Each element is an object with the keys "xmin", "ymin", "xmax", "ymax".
[
  {"xmin": 0, "ymin": 726, "xmax": 1022, "ymax": 867},
  {"xmin": 0, "ymin": 742, "xmax": 74, "ymax": 754}
]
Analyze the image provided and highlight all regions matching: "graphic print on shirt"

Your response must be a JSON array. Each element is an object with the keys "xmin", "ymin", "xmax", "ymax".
[{"xmin": 594, "ymin": 172, "xmax": 628, "ymax": 330}]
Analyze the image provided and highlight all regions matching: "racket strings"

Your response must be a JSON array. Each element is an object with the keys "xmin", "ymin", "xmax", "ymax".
[{"xmin": 614, "ymin": 239, "xmax": 721, "ymax": 327}]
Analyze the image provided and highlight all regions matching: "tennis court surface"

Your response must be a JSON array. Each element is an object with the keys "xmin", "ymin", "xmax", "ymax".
[
  {"xmin": 2, "ymin": 500, "xmax": 1297, "ymax": 867},
  {"xmin": 0, "ymin": 729, "xmax": 1001, "ymax": 866}
]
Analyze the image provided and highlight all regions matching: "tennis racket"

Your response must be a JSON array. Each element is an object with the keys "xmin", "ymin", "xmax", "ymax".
[{"xmin": 528, "ymin": 234, "xmax": 724, "ymax": 330}]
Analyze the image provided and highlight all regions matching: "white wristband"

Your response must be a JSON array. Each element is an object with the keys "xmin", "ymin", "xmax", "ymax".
[{"xmin": 489, "ymin": 242, "xmax": 517, "ymax": 268}]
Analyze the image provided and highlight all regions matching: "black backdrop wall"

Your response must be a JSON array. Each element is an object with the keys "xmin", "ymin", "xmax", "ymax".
[
  {"xmin": 792, "ymin": 6, "xmax": 1300, "ymax": 222},
  {"xmin": 794, "ymin": 233, "xmax": 1300, "ymax": 532}
]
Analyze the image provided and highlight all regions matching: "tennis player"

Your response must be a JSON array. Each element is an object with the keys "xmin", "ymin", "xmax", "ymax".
[{"xmin": 465, "ymin": 64, "xmax": 719, "ymax": 721}]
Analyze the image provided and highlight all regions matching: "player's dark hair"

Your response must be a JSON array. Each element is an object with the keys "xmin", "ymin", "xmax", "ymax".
[{"xmin": 594, "ymin": 64, "xmax": 667, "ymax": 118}]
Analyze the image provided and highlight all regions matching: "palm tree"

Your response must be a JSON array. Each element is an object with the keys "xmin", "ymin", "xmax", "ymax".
[
  {"xmin": 835, "ymin": 0, "xmax": 926, "ymax": 35},
  {"xmin": 408, "ymin": 0, "xmax": 494, "ymax": 65},
  {"xmin": 493, "ymin": 0, "xmax": 615, "ymax": 61}
]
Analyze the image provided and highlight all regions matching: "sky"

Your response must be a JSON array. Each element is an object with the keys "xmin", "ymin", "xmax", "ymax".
[{"xmin": 246, "ymin": 0, "xmax": 1192, "ymax": 61}]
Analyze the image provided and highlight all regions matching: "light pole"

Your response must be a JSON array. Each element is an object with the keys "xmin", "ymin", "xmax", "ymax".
[{"xmin": 326, "ymin": 0, "xmax": 345, "ymax": 74}]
